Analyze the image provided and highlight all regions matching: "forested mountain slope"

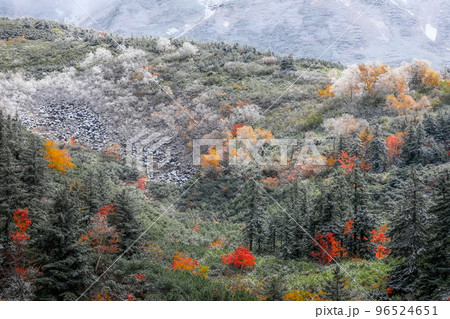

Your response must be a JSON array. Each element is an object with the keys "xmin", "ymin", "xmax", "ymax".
[{"xmin": 0, "ymin": 18, "xmax": 449, "ymax": 301}]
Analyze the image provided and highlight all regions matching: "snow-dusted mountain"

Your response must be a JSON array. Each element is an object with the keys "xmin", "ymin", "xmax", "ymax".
[{"xmin": 1, "ymin": 0, "xmax": 449, "ymax": 66}]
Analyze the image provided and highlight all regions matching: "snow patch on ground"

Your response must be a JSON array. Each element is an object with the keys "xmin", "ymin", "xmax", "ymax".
[{"xmin": 424, "ymin": 24, "xmax": 437, "ymax": 41}]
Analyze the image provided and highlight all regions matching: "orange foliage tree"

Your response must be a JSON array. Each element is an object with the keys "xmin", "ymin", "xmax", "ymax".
[
  {"xmin": 261, "ymin": 177, "xmax": 279, "ymax": 189},
  {"xmin": 210, "ymin": 236, "xmax": 226, "ymax": 249},
  {"xmin": 318, "ymin": 83, "xmax": 335, "ymax": 98},
  {"xmin": 386, "ymin": 93, "xmax": 429, "ymax": 114},
  {"xmin": 43, "ymin": 140, "xmax": 75, "ymax": 173},
  {"xmin": 358, "ymin": 63, "xmax": 389, "ymax": 93},
  {"xmin": 411, "ymin": 61, "xmax": 441, "ymax": 87},
  {"xmin": 90, "ymin": 289, "xmax": 112, "ymax": 301},
  {"xmin": 172, "ymin": 251, "xmax": 209, "ymax": 278},
  {"xmin": 9, "ymin": 208, "xmax": 38, "ymax": 289},
  {"xmin": 370, "ymin": 225, "xmax": 391, "ymax": 259},
  {"xmin": 385, "ymin": 133, "xmax": 405, "ymax": 162},
  {"xmin": 221, "ymin": 246, "xmax": 256, "ymax": 269},
  {"xmin": 201, "ymin": 146, "xmax": 221, "ymax": 168},
  {"xmin": 337, "ymin": 150, "xmax": 371, "ymax": 174},
  {"xmin": 337, "ymin": 151, "xmax": 356, "ymax": 174},
  {"xmin": 311, "ymin": 233, "xmax": 346, "ymax": 264}
]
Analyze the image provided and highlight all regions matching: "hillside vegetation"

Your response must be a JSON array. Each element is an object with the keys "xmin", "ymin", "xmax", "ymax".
[{"xmin": 0, "ymin": 17, "xmax": 449, "ymax": 301}]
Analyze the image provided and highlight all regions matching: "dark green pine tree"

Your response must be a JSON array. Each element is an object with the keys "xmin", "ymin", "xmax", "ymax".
[
  {"xmin": 33, "ymin": 188, "xmax": 93, "ymax": 300},
  {"xmin": 0, "ymin": 113, "xmax": 28, "ymax": 243},
  {"xmin": 368, "ymin": 125, "xmax": 387, "ymax": 173},
  {"xmin": 401, "ymin": 123, "xmax": 426, "ymax": 165},
  {"xmin": 21, "ymin": 134, "xmax": 47, "ymax": 202},
  {"xmin": 423, "ymin": 112, "xmax": 437, "ymax": 137},
  {"xmin": 346, "ymin": 157, "xmax": 376, "ymax": 258},
  {"xmin": 80, "ymin": 168, "xmax": 112, "ymax": 216},
  {"xmin": 337, "ymin": 135, "xmax": 350, "ymax": 154},
  {"xmin": 263, "ymin": 274, "xmax": 287, "ymax": 301},
  {"xmin": 388, "ymin": 167, "xmax": 429, "ymax": 297},
  {"xmin": 314, "ymin": 174, "xmax": 348, "ymax": 236},
  {"xmin": 111, "ymin": 189, "xmax": 142, "ymax": 256},
  {"xmin": 280, "ymin": 54, "xmax": 296, "ymax": 71},
  {"xmin": 416, "ymin": 171, "xmax": 450, "ymax": 300},
  {"xmin": 265, "ymin": 207, "xmax": 279, "ymax": 253},
  {"xmin": 435, "ymin": 111, "xmax": 449, "ymax": 144},
  {"xmin": 279, "ymin": 180, "xmax": 309, "ymax": 259},
  {"xmin": 279, "ymin": 208, "xmax": 295, "ymax": 259},
  {"xmin": 324, "ymin": 266, "xmax": 352, "ymax": 301},
  {"xmin": 238, "ymin": 179, "xmax": 267, "ymax": 252}
]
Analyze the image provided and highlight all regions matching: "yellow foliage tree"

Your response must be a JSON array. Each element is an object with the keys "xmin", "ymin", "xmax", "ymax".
[
  {"xmin": 318, "ymin": 84, "xmax": 335, "ymax": 98},
  {"xmin": 358, "ymin": 63, "xmax": 390, "ymax": 93},
  {"xmin": 201, "ymin": 146, "xmax": 221, "ymax": 168},
  {"xmin": 284, "ymin": 289, "xmax": 325, "ymax": 301},
  {"xmin": 43, "ymin": 140, "xmax": 75, "ymax": 173},
  {"xmin": 422, "ymin": 69, "xmax": 440, "ymax": 87}
]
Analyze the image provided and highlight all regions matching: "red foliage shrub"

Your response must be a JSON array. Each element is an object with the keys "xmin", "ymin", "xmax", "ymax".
[
  {"xmin": 231, "ymin": 123, "xmax": 244, "ymax": 136},
  {"xmin": 221, "ymin": 246, "xmax": 256, "ymax": 269},
  {"xmin": 135, "ymin": 273, "xmax": 146, "ymax": 281},
  {"xmin": 311, "ymin": 233, "xmax": 346, "ymax": 264},
  {"xmin": 10, "ymin": 208, "xmax": 31, "ymax": 245}
]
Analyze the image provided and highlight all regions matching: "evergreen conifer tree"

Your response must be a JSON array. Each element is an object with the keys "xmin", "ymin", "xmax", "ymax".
[
  {"xmin": 388, "ymin": 167, "xmax": 429, "ymax": 297},
  {"xmin": 237, "ymin": 179, "xmax": 267, "ymax": 252},
  {"xmin": 416, "ymin": 171, "xmax": 450, "ymax": 300},
  {"xmin": 368, "ymin": 125, "xmax": 387, "ymax": 173},
  {"xmin": 111, "ymin": 189, "xmax": 141, "ymax": 256},
  {"xmin": 33, "ymin": 188, "xmax": 92, "ymax": 300},
  {"xmin": 324, "ymin": 266, "xmax": 351, "ymax": 301}
]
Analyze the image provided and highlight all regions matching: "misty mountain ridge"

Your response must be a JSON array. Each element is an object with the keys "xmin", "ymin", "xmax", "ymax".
[{"xmin": 0, "ymin": 0, "xmax": 449, "ymax": 67}]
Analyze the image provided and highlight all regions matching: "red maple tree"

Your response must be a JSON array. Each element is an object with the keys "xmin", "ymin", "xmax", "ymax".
[
  {"xmin": 10, "ymin": 208, "xmax": 31, "ymax": 245},
  {"xmin": 311, "ymin": 232, "xmax": 346, "ymax": 264},
  {"xmin": 221, "ymin": 246, "xmax": 256, "ymax": 269},
  {"xmin": 370, "ymin": 225, "xmax": 391, "ymax": 259}
]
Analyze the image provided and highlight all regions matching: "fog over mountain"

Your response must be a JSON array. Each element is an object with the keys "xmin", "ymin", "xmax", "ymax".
[{"xmin": 1, "ymin": 0, "xmax": 449, "ymax": 67}]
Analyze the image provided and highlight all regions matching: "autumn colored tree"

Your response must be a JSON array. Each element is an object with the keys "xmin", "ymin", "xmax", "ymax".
[
  {"xmin": 409, "ymin": 60, "xmax": 440, "ymax": 88},
  {"xmin": 43, "ymin": 140, "xmax": 75, "ymax": 173},
  {"xmin": 318, "ymin": 83, "xmax": 335, "ymax": 98},
  {"xmin": 172, "ymin": 251, "xmax": 208, "ymax": 278},
  {"xmin": 385, "ymin": 133, "xmax": 405, "ymax": 164},
  {"xmin": 221, "ymin": 246, "xmax": 256, "ymax": 269},
  {"xmin": 284, "ymin": 289, "xmax": 325, "ymax": 301},
  {"xmin": 79, "ymin": 204, "xmax": 120, "ymax": 273},
  {"xmin": 7, "ymin": 208, "xmax": 38, "ymax": 300},
  {"xmin": 201, "ymin": 146, "xmax": 221, "ymax": 168},
  {"xmin": 386, "ymin": 93, "xmax": 428, "ymax": 114},
  {"xmin": 358, "ymin": 63, "xmax": 389, "ymax": 93},
  {"xmin": 9, "ymin": 208, "xmax": 31, "ymax": 246},
  {"xmin": 231, "ymin": 123, "xmax": 244, "ymax": 136},
  {"xmin": 310, "ymin": 232, "xmax": 346, "ymax": 264},
  {"xmin": 370, "ymin": 225, "xmax": 391, "ymax": 259},
  {"xmin": 209, "ymin": 236, "xmax": 226, "ymax": 249},
  {"xmin": 337, "ymin": 151, "xmax": 356, "ymax": 174}
]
